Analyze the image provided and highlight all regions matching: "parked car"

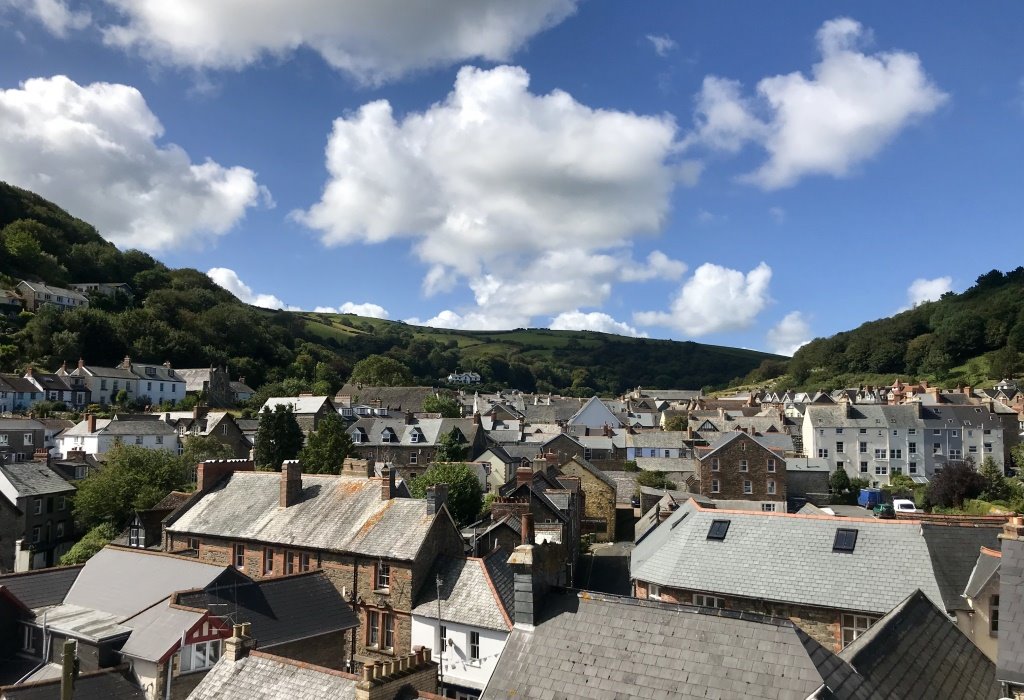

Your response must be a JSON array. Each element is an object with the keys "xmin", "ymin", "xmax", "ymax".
[
  {"xmin": 873, "ymin": 503, "xmax": 895, "ymax": 519},
  {"xmin": 892, "ymin": 498, "xmax": 919, "ymax": 514}
]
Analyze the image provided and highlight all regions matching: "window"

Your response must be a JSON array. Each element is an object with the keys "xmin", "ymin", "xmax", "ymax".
[
  {"xmin": 221, "ymin": 423, "xmax": 228, "ymax": 436},
  {"xmin": 711, "ymin": 458, "xmax": 720, "ymax": 472},
  {"xmin": 21, "ymin": 624, "xmax": 37, "ymax": 652},
  {"xmin": 835, "ymin": 427, "xmax": 843, "ymax": 434},
  {"xmin": 159, "ymin": 383, "xmax": 165, "ymax": 392},
  {"xmin": 761, "ymin": 503, "xmax": 776, "ymax": 512},
  {"xmin": 908, "ymin": 428, "xmax": 916, "ymax": 435},
  {"xmin": 983, "ymin": 429, "xmax": 991, "ymax": 435},
  {"xmin": 409, "ymin": 453, "xmax": 418, "ymax": 465},
  {"xmin": 129, "ymin": 523, "xmax": 143, "ymax": 547},
  {"xmin": 859, "ymin": 442, "xmax": 867, "ymax": 453},
  {"xmin": 55, "ymin": 521, "xmax": 65, "ymax": 538},
  {"xmin": 968, "ymin": 445, "xmax": 978, "ymax": 454},
  {"xmin": 75, "ymin": 466, "xmax": 87, "ymax": 479},
  {"xmin": 32, "ymin": 526, "xmax": 40, "ymax": 543},
  {"xmin": 57, "ymin": 496, "xmax": 65, "ymax": 511},
  {"xmin": 710, "ymin": 479, "xmax": 720, "ymax": 494},
  {"xmin": 263, "ymin": 547, "xmax": 274, "ymax": 575},
  {"xmin": 135, "ymin": 436, "xmax": 143, "ymax": 445},
  {"xmin": 469, "ymin": 631, "xmax": 480, "ymax": 661},
  {"xmin": 860, "ymin": 461, "xmax": 868, "ymax": 473},
  {"xmin": 0, "ymin": 434, "xmax": 6, "ymax": 446},
  {"xmin": 147, "ymin": 382, "xmax": 153, "ymax": 391},
  {"xmin": 33, "ymin": 498, "xmax": 42, "ymax": 515},
  {"xmin": 707, "ymin": 519, "xmax": 730, "ymax": 540},
  {"xmin": 410, "ymin": 431, "xmax": 420, "ymax": 443},
  {"xmin": 892, "ymin": 429, "xmax": 898, "ymax": 437},
  {"xmin": 889, "ymin": 449, "xmax": 902, "ymax": 459},
  {"xmin": 767, "ymin": 480, "xmax": 776, "ymax": 495},
  {"xmin": 891, "ymin": 465, "xmax": 903, "ymax": 475},
  {"xmin": 179, "ymin": 640, "xmax": 222, "ymax": 673},
  {"xmin": 381, "ymin": 430, "xmax": 392, "ymax": 443},
  {"xmin": 739, "ymin": 459, "xmax": 748, "ymax": 472},
  {"xmin": 383, "ymin": 612, "xmax": 394, "ymax": 649},
  {"xmin": 933, "ymin": 429, "xmax": 941, "ymax": 435},
  {"xmin": 767, "ymin": 459, "xmax": 776, "ymax": 472},
  {"xmin": 648, "ymin": 583, "xmax": 661, "ymax": 600},
  {"xmin": 286, "ymin": 551, "xmax": 297, "ymax": 575},
  {"xmin": 817, "ymin": 448, "xmax": 829, "ymax": 458},
  {"xmin": 439, "ymin": 624, "xmax": 447, "ymax": 650},
  {"xmin": 841, "ymin": 614, "xmax": 874, "ymax": 647},
  {"xmin": 875, "ymin": 464, "xmax": 888, "ymax": 475},
  {"xmin": 101, "ymin": 379, "xmax": 107, "ymax": 390},
  {"xmin": 234, "ymin": 543, "xmax": 245, "ymax": 569},
  {"xmin": 933, "ymin": 443, "xmax": 941, "ymax": 453},
  {"xmin": 23, "ymin": 432, "xmax": 33, "ymax": 445},
  {"xmin": 188, "ymin": 537, "xmax": 199, "ymax": 550},
  {"xmin": 909, "ymin": 442, "xmax": 917, "ymax": 455},
  {"xmin": 859, "ymin": 428, "xmax": 867, "ymax": 434},
  {"xmin": 368, "ymin": 611, "xmax": 381, "ymax": 647},
  {"xmin": 664, "ymin": 450, "xmax": 671, "ymax": 458},
  {"xmin": 835, "ymin": 442, "xmax": 844, "ymax": 454},
  {"xmin": 874, "ymin": 448, "xmax": 886, "ymax": 459},
  {"xmin": 950, "ymin": 449, "xmax": 962, "ymax": 459},
  {"xmin": 984, "ymin": 442, "xmax": 993, "ymax": 453},
  {"xmin": 740, "ymin": 441, "xmax": 746, "ymax": 451},
  {"xmin": 376, "ymin": 562, "xmax": 391, "ymax": 590},
  {"xmin": 833, "ymin": 528, "xmax": 858, "ymax": 553},
  {"xmin": 693, "ymin": 594, "xmax": 723, "ymax": 608},
  {"xmin": 991, "ymin": 595, "xmax": 999, "ymax": 635},
  {"xmin": 743, "ymin": 480, "xmax": 752, "ymax": 494},
  {"xmin": 156, "ymin": 436, "xmax": 163, "ymax": 445},
  {"xmin": 300, "ymin": 552, "xmax": 312, "ymax": 572},
  {"xmin": 909, "ymin": 462, "xmax": 918, "ymax": 474},
  {"xmin": 951, "ymin": 430, "xmax": 958, "ymax": 437}
]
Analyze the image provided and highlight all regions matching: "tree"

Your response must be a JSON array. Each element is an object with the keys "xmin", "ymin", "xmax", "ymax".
[
  {"xmin": 926, "ymin": 460, "xmax": 985, "ymax": 509},
  {"xmin": 636, "ymin": 470, "xmax": 676, "ymax": 490},
  {"xmin": 408, "ymin": 463, "xmax": 483, "ymax": 527},
  {"xmin": 886, "ymin": 473, "xmax": 916, "ymax": 494},
  {"xmin": 349, "ymin": 354, "xmax": 413, "ymax": 387},
  {"xmin": 663, "ymin": 415, "xmax": 688, "ymax": 432},
  {"xmin": 979, "ymin": 457, "xmax": 1011, "ymax": 502},
  {"xmin": 422, "ymin": 393, "xmax": 462, "ymax": 418},
  {"xmin": 434, "ymin": 428, "xmax": 467, "ymax": 463},
  {"xmin": 72, "ymin": 445, "xmax": 193, "ymax": 530},
  {"xmin": 181, "ymin": 435, "xmax": 236, "ymax": 467},
  {"xmin": 829, "ymin": 469, "xmax": 851, "ymax": 495},
  {"xmin": 254, "ymin": 405, "xmax": 304, "ymax": 471},
  {"xmin": 60, "ymin": 523, "xmax": 119, "ymax": 565},
  {"xmin": 298, "ymin": 412, "xmax": 354, "ymax": 474}
]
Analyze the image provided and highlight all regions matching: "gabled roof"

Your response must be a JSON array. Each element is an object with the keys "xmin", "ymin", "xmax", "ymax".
[
  {"xmin": 25, "ymin": 372, "xmax": 71, "ymax": 392},
  {"xmin": 167, "ymin": 472, "xmax": 447, "ymax": 561},
  {"xmin": 697, "ymin": 431, "xmax": 784, "ymax": 461},
  {"xmin": 187, "ymin": 652, "xmax": 356, "ymax": 700},
  {"xmin": 963, "ymin": 547, "xmax": 1001, "ymax": 599},
  {"xmin": 16, "ymin": 280, "xmax": 88, "ymax": 302},
  {"xmin": 129, "ymin": 363, "xmax": 184, "ymax": 383},
  {"xmin": 412, "ymin": 553, "xmax": 514, "ymax": 632},
  {"xmin": 631, "ymin": 501, "xmax": 947, "ymax": 616},
  {"xmin": 482, "ymin": 590, "xmax": 881, "ymax": 700},
  {"xmin": 920, "ymin": 523, "xmax": 1001, "ymax": 611},
  {"xmin": 0, "ymin": 566, "xmax": 83, "ymax": 608},
  {"xmin": 260, "ymin": 396, "xmax": 333, "ymax": 415},
  {"xmin": 0, "ymin": 374, "xmax": 42, "ymax": 394},
  {"xmin": 839, "ymin": 589, "xmax": 998, "ymax": 700},
  {"xmin": 72, "ymin": 365, "xmax": 139, "ymax": 380},
  {"xmin": 0, "ymin": 462, "xmax": 76, "ymax": 500},
  {"xmin": 559, "ymin": 455, "xmax": 615, "ymax": 490}
]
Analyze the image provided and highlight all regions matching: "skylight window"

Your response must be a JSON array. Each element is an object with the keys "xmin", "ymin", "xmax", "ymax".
[
  {"xmin": 833, "ymin": 528, "xmax": 858, "ymax": 553},
  {"xmin": 707, "ymin": 520, "xmax": 730, "ymax": 540}
]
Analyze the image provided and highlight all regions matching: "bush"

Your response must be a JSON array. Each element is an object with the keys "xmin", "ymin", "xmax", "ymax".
[
  {"xmin": 636, "ymin": 470, "xmax": 676, "ymax": 490},
  {"xmin": 408, "ymin": 462, "xmax": 483, "ymax": 527},
  {"xmin": 60, "ymin": 523, "xmax": 119, "ymax": 565}
]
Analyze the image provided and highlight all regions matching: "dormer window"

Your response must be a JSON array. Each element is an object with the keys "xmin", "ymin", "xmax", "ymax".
[
  {"xmin": 410, "ymin": 430, "xmax": 420, "ymax": 443},
  {"xmin": 146, "ymin": 367, "xmax": 155, "ymax": 376},
  {"xmin": 381, "ymin": 429, "xmax": 394, "ymax": 443}
]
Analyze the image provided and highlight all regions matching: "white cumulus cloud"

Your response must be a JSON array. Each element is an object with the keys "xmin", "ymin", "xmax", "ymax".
[
  {"xmin": 297, "ymin": 64, "xmax": 680, "ymax": 327},
  {"xmin": 906, "ymin": 276, "xmax": 952, "ymax": 308},
  {"xmin": 2, "ymin": 0, "xmax": 90, "ymax": 36},
  {"xmin": 767, "ymin": 311, "xmax": 811, "ymax": 356},
  {"xmin": 635, "ymin": 262, "xmax": 773, "ymax": 337},
  {"xmin": 99, "ymin": 0, "xmax": 578, "ymax": 84},
  {"xmin": 314, "ymin": 302, "xmax": 390, "ymax": 319},
  {"xmin": 550, "ymin": 311, "xmax": 647, "ymax": 337},
  {"xmin": 619, "ymin": 251, "xmax": 687, "ymax": 283},
  {"xmin": 207, "ymin": 268, "xmax": 297, "ymax": 310},
  {"xmin": 0, "ymin": 75, "xmax": 266, "ymax": 251},
  {"xmin": 683, "ymin": 17, "xmax": 948, "ymax": 189},
  {"xmin": 646, "ymin": 34, "xmax": 676, "ymax": 58}
]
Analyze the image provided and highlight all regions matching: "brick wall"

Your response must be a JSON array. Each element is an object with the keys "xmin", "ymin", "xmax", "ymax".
[
  {"xmin": 698, "ymin": 433, "xmax": 787, "ymax": 502},
  {"xmin": 265, "ymin": 630, "xmax": 350, "ymax": 670}
]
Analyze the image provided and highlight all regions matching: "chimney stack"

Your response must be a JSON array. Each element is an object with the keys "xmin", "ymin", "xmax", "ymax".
[
  {"xmin": 25, "ymin": 365, "xmax": 33, "ymax": 378},
  {"xmin": 224, "ymin": 623, "xmax": 253, "ymax": 662},
  {"xmin": 473, "ymin": 411, "xmax": 481, "ymax": 426},
  {"xmin": 405, "ymin": 411, "xmax": 415, "ymax": 425},
  {"xmin": 280, "ymin": 460, "xmax": 302, "ymax": 507},
  {"xmin": 163, "ymin": 360, "xmax": 172, "ymax": 369},
  {"xmin": 426, "ymin": 484, "xmax": 449, "ymax": 515},
  {"xmin": 77, "ymin": 358, "xmax": 84, "ymax": 370},
  {"xmin": 86, "ymin": 414, "xmax": 96, "ymax": 433},
  {"xmin": 120, "ymin": 355, "xmax": 132, "ymax": 370},
  {"xmin": 515, "ymin": 466, "xmax": 533, "ymax": 488},
  {"xmin": 381, "ymin": 466, "xmax": 395, "ymax": 500},
  {"xmin": 197, "ymin": 459, "xmax": 255, "ymax": 492},
  {"xmin": 521, "ymin": 512, "xmax": 534, "ymax": 545}
]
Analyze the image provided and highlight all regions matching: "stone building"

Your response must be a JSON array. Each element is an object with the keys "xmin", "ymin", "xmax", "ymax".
[
  {"xmin": 163, "ymin": 460, "xmax": 465, "ymax": 665},
  {"xmin": 556, "ymin": 455, "xmax": 617, "ymax": 542},
  {"xmin": 0, "ymin": 460, "xmax": 76, "ymax": 571},
  {"xmin": 696, "ymin": 431, "xmax": 787, "ymax": 511}
]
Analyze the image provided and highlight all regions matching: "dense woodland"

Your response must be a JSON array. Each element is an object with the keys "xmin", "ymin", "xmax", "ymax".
[{"xmin": 0, "ymin": 183, "xmax": 776, "ymax": 396}]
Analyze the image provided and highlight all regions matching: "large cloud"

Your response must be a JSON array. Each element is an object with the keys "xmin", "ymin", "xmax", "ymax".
[
  {"xmin": 207, "ymin": 268, "xmax": 297, "ymax": 310},
  {"xmin": 906, "ymin": 276, "xmax": 952, "ymax": 308},
  {"xmin": 0, "ymin": 75, "xmax": 266, "ymax": 251},
  {"xmin": 550, "ymin": 311, "xmax": 647, "ymax": 337},
  {"xmin": 314, "ymin": 302, "xmax": 390, "ymax": 319},
  {"xmin": 99, "ymin": 0, "xmax": 577, "ymax": 84},
  {"xmin": 766, "ymin": 311, "xmax": 811, "ymax": 356},
  {"xmin": 635, "ymin": 262, "xmax": 772, "ymax": 337},
  {"xmin": 298, "ymin": 64, "xmax": 680, "ymax": 327},
  {"xmin": 684, "ymin": 18, "xmax": 948, "ymax": 189},
  {"xmin": 3, "ymin": 0, "xmax": 90, "ymax": 36}
]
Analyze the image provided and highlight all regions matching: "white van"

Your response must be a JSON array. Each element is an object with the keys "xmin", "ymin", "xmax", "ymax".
[{"xmin": 892, "ymin": 498, "xmax": 918, "ymax": 514}]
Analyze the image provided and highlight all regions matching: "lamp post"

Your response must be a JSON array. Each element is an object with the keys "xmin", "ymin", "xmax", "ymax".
[{"xmin": 436, "ymin": 573, "xmax": 444, "ymax": 697}]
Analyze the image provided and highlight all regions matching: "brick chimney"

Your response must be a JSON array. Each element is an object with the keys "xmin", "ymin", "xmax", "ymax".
[
  {"xmin": 280, "ymin": 460, "xmax": 302, "ymax": 507},
  {"xmin": 515, "ymin": 466, "xmax": 533, "ymax": 488},
  {"xmin": 426, "ymin": 484, "xmax": 448, "ymax": 515},
  {"xmin": 224, "ymin": 623, "xmax": 253, "ymax": 662},
  {"xmin": 24, "ymin": 365, "xmax": 33, "ymax": 378},
  {"xmin": 355, "ymin": 648, "xmax": 438, "ymax": 700},
  {"xmin": 521, "ymin": 512, "xmax": 535, "ymax": 545},
  {"xmin": 77, "ymin": 358, "xmax": 84, "ymax": 370},
  {"xmin": 120, "ymin": 355, "xmax": 132, "ymax": 370},
  {"xmin": 196, "ymin": 459, "xmax": 255, "ymax": 493},
  {"xmin": 85, "ymin": 414, "xmax": 96, "ymax": 433},
  {"xmin": 380, "ymin": 466, "xmax": 395, "ymax": 500}
]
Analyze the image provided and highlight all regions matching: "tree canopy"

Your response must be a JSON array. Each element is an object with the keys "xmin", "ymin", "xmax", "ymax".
[
  {"xmin": 298, "ymin": 412, "xmax": 353, "ymax": 474},
  {"xmin": 434, "ymin": 428, "xmax": 468, "ymax": 463},
  {"xmin": 408, "ymin": 462, "xmax": 483, "ymax": 527},
  {"xmin": 636, "ymin": 470, "xmax": 676, "ymax": 490},
  {"xmin": 349, "ymin": 354, "xmax": 413, "ymax": 387},
  {"xmin": 926, "ymin": 460, "xmax": 985, "ymax": 509},
  {"xmin": 422, "ymin": 393, "xmax": 462, "ymax": 418},
  {"xmin": 254, "ymin": 405, "xmax": 304, "ymax": 471}
]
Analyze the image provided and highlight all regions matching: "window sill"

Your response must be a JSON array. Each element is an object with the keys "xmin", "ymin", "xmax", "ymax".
[
  {"xmin": 372, "ymin": 588, "xmax": 390, "ymax": 595},
  {"xmin": 366, "ymin": 646, "xmax": 396, "ymax": 656}
]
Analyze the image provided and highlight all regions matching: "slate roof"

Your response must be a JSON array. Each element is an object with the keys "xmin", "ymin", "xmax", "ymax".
[
  {"xmin": 630, "ymin": 501, "xmax": 947, "ymax": 616},
  {"xmin": 61, "ymin": 416, "xmax": 176, "ymax": 437},
  {"xmin": 601, "ymin": 470, "xmax": 639, "ymax": 504},
  {"xmin": 698, "ymin": 431, "xmax": 785, "ymax": 461},
  {"xmin": 348, "ymin": 417, "xmax": 480, "ymax": 448},
  {"xmin": 187, "ymin": 652, "xmax": 357, "ymax": 700},
  {"xmin": 0, "ymin": 566, "xmax": 83, "ymax": 608},
  {"xmin": 26, "ymin": 372, "xmax": 71, "ymax": 393},
  {"xmin": 260, "ymin": 396, "xmax": 333, "ymax": 415},
  {"xmin": 0, "ymin": 668, "xmax": 144, "ymax": 700},
  {"xmin": 560, "ymin": 455, "xmax": 615, "ymax": 489},
  {"xmin": 336, "ymin": 384, "xmax": 454, "ymax": 414},
  {"xmin": 919, "ymin": 523, "xmax": 1002, "ymax": 611},
  {"xmin": 997, "ymin": 532, "xmax": 1024, "ymax": 686},
  {"xmin": 412, "ymin": 553, "xmax": 513, "ymax": 632},
  {"xmin": 838, "ymin": 589, "xmax": 999, "ymax": 700},
  {"xmin": 963, "ymin": 547, "xmax": 1001, "ymax": 599},
  {"xmin": 175, "ymin": 570, "xmax": 359, "ymax": 648},
  {"xmin": 627, "ymin": 432, "xmax": 687, "ymax": 449},
  {"xmin": 482, "ymin": 590, "xmax": 881, "ymax": 700},
  {"xmin": 174, "ymin": 368, "xmax": 216, "ymax": 393},
  {"xmin": 74, "ymin": 365, "xmax": 139, "ymax": 380},
  {"xmin": 167, "ymin": 472, "xmax": 445, "ymax": 561},
  {"xmin": 118, "ymin": 599, "xmax": 206, "ymax": 662},
  {"xmin": 129, "ymin": 363, "xmax": 183, "ymax": 383},
  {"xmin": 0, "ymin": 462, "xmax": 76, "ymax": 498},
  {"xmin": 0, "ymin": 375, "xmax": 40, "ymax": 394}
]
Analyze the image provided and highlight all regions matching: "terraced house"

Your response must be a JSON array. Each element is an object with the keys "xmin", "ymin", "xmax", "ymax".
[
  {"xmin": 347, "ymin": 416, "xmax": 486, "ymax": 481},
  {"xmin": 163, "ymin": 460, "xmax": 465, "ymax": 665}
]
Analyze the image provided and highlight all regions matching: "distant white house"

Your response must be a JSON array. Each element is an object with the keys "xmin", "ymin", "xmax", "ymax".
[
  {"xmin": 56, "ymin": 415, "xmax": 179, "ymax": 458},
  {"xmin": 15, "ymin": 280, "xmax": 88, "ymax": 312},
  {"xmin": 447, "ymin": 371, "xmax": 481, "ymax": 385}
]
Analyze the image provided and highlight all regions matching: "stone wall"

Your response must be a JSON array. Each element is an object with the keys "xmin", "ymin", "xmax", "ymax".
[
  {"xmin": 559, "ymin": 460, "xmax": 616, "ymax": 542},
  {"xmin": 698, "ymin": 433, "xmax": 787, "ymax": 503},
  {"xmin": 266, "ymin": 630, "xmax": 350, "ymax": 670}
]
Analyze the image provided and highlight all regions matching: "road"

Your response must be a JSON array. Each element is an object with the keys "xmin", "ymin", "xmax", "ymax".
[{"xmin": 578, "ymin": 541, "xmax": 635, "ymax": 596}]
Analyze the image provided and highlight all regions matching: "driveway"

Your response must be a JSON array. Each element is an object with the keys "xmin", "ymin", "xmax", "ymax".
[{"xmin": 578, "ymin": 541, "xmax": 635, "ymax": 596}]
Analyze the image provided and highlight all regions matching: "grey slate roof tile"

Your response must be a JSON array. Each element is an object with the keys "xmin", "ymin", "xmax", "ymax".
[
  {"xmin": 0, "ymin": 566, "xmax": 83, "ymax": 608},
  {"xmin": 187, "ymin": 653, "xmax": 356, "ymax": 700},
  {"xmin": 413, "ymin": 553, "xmax": 513, "ymax": 631},
  {"xmin": 0, "ymin": 462, "xmax": 76, "ymax": 498}
]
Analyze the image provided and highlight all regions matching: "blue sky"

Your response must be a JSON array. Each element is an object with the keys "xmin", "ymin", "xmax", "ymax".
[{"xmin": 1, "ymin": 1, "xmax": 1022, "ymax": 355}]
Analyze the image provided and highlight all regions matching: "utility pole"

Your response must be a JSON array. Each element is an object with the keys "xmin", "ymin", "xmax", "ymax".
[{"xmin": 436, "ymin": 573, "xmax": 444, "ymax": 698}]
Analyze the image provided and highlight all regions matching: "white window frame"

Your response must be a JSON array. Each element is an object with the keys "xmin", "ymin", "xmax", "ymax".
[
  {"xmin": 743, "ymin": 480, "xmax": 752, "ymax": 494},
  {"xmin": 693, "ymin": 594, "xmax": 723, "ymax": 608},
  {"xmin": 33, "ymin": 498, "xmax": 42, "ymax": 515},
  {"xmin": 234, "ymin": 543, "xmax": 245, "ymax": 569},
  {"xmin": 21, "ymin": 624, "xmax": 36, "ymax": 652},
  {"xmin": 761, "ymin": 503, "xmax": 776, "ymax": 512},
  {"xmin": 129, "ymin": 523, "xmax": 143, "ymax": 548},
  {"xmin": 817, "ymin": 448, "xmax": 829, "ymax": 458},
  {"xmin": 23, "ymin": 433, "xmax": 33, "ymax": 445},
  {"xmin": 376, "ymin": 562, "xmax": 391, "ymax": 591},
  {"xmin": 648, "ymin": 583, "xmax": 661, "ymax": 600},
  {"xmin": 767, "ymin": 459, "xmax": 776, "ymax": 472},
  {"xmin": 710, "ymin": 479, "xmax": 720, "ymax": 494},
  {"xmin": 710, "ymin": 458, "xmax": 719, "ymax": 472},
  {"xmin": 841, "ymin": 614, "xmax": 874, "ymax": 647},
  {"xmin": 739, "ymin": 459, "xmax": 748, "ymax": 472},
  {"xmin": 179, "ymin": 639, "xmax": 222, "ymax": 674},
  {"xmin": 767, "ymin": 480, "xmax": 776, "ymax": 495}
]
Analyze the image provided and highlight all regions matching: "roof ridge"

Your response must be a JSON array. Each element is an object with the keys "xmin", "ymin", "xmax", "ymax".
[
  {"xmin": 477, "ymin": 557, "xmax": 514, "ymax": 630},
  {"xmin": 572, "ymin": 589, "xmax": 796, "ymax": 627},
  {"xmin": 979, "ymin": 546, "xmax": 1002, "ymax": 557},
  {"xmin": 247, "ymin": 650, "xmax": 359, "ymax": 680},
  {"xmin": 690, "ymin": 501, "xmax": 919, "ymax": 524},
  {"xmin": 0, "ymin": 563, "xmax": 84, "ymax": 580}
]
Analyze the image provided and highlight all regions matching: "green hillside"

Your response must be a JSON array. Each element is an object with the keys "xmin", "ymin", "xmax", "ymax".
[
  {"xmin": 0, "ymin": 182, "xmax": 778, "ymax": 396},
  {"xmin": 766, "ymin": 268, "xmax": 1024, "ymax": 391}
]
